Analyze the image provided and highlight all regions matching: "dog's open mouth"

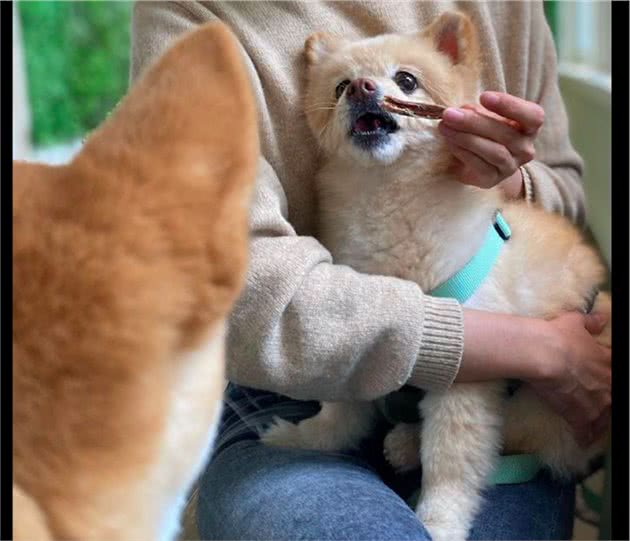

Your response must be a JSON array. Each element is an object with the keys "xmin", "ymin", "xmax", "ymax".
[{"xmin": 351, "ymin": 112, "xmax": 398, "ymax": 136}]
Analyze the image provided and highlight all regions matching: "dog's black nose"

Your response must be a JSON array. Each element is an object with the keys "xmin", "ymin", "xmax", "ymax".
[{"xmin": 346, "ymin": 78, "xmax": 377, "ymax": 101}]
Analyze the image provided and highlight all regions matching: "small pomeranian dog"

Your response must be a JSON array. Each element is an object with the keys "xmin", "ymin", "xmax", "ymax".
[{"xmin": 262, "ymin": 10, "xmax": 610, "ymax": 541}]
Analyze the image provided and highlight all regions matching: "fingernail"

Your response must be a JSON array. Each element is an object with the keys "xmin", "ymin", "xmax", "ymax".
[
  {"xmin": 589, "ymin": 312, "xmax": 607, "ymax": 327},
  {"xmin": 443, "ymin": 108, "xmax": 465, "ymax": 122},
  {"xmin": 483, "ymin": 92, "xmax": 500, "ymax": 107}
]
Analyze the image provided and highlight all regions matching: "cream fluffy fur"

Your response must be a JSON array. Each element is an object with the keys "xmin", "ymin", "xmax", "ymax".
[
  {"xmin": 13, "ymin": 23, "xmax": 258, "ymax": 540},
  {"xmin": 262, "ymin": 11, "xmax": 610, "ymax": 541}
]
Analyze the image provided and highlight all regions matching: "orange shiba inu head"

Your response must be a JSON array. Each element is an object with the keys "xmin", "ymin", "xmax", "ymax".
[
  {"xmin": 303, "ymin": 11, "xmax": 480, "ymax": 165},
  {"xmin": 13, "ymin": 22, "xmax": 258, "ymax": 541}
]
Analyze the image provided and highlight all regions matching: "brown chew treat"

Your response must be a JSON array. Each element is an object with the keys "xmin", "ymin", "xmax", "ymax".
[{"xmin": 382, "ymin": 96, "xmax": 446, "ymax": 120}]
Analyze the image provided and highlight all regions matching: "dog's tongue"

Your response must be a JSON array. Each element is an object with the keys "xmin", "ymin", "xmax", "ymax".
[{"xmin": 355, "ymin": 115, "xmax": 380, "ymax": 132}]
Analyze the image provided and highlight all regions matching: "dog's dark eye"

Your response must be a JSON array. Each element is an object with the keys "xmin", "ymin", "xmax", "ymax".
[
  {"xmin": 335, "ymin": 79, "xmax": 351, "ymax": 100},
  {"xmin": 394, "ymin": 71, "xmax": 418, "ymax": 94}
]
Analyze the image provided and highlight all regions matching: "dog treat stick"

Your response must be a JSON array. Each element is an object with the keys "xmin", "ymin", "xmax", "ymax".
[{"xmin": 382, "ymin": 96, "xmax": 446, "ymax": 120}]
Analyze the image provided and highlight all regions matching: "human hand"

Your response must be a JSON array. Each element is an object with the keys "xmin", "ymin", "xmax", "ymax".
[
  {"xmin": 527, "ymin": 311, "xmax": 611, "ymax": 447},
  {"xmin": 438, "ymin": 91, "xmax": 545, "ymax": 198}
]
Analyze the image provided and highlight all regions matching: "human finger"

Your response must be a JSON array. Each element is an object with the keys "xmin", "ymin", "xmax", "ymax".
[
  {"xmin": 439, "ymin": 124, "xmax": 518, "ymax": 178},
  {"xmin": 442, "ymin": 107, "xmax": 535, "ymax": 164},
  {"xmin": 443, "ymin": 140, "xmax": 499, "ymax": 187},
  {"xmin": 480, "ymin": 91, "xmax": 545, "ymax": 136},
  {"xmin": 584, "ymin": 311, "xmax": 609, "ymax": 336}
]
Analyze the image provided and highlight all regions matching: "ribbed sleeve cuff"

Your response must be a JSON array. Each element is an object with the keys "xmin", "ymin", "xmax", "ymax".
[
  {"xmin": 520, "ymin": 165, "xmax": 535, "ymax": 204},
  {"xmin": 521, "ymin": 161, "xmax": 560, "ymax": 213},
  {"xmin": 407, "ymin": 295, "xmax": 464, "ymax": 392}
]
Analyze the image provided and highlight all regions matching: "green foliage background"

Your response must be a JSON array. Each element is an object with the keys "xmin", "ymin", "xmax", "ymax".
[
  {"xmin": 544, "ymin": 1, "xmax": 559, "ymax": 46},
  {"xmin": 18, "ymin": 1, "xmax": 132, "ymax": 146}
]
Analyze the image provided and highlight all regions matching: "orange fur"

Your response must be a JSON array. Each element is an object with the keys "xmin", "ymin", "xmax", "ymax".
[{"xmin": 13, "ymin": 22, "xmax": 258, "ymax": 540}]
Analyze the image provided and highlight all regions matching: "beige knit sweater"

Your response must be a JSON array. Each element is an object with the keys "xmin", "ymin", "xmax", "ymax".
[{"xmin": 130, "ymin": 1, "xmax": 585, "ymax": 401}]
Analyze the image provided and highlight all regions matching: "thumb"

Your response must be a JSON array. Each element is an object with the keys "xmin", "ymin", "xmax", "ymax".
[{"xmin": 584, "ymin": 312, "xmax": 608, "ymax": 335}]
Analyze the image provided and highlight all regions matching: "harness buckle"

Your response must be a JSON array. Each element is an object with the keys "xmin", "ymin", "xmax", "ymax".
[{"xmin": 493, "ymin": 210, "xmax": 512, "ymax": 241}]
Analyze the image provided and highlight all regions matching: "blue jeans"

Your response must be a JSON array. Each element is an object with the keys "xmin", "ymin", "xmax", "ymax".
[{"xmin": 197, "ymin": 384, "xmax": 576, "ymax": 540}]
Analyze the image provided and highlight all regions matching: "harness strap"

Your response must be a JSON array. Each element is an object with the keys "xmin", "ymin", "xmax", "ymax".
[
  {"xmin": 429, "ymin": 211, "xmax": 542, "ymax": 485},
  {"xmin": 430, "ymin": 211, "xmax": 511, "ymax": 303}
]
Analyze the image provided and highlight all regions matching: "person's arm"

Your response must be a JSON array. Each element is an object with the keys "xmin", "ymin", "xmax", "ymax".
[
  {"xmin": 457, "ymin": 309, "xmax": 611, "ymax": 446},
  {"xmin": 518, "ymin": 1, "xmax": 586, "ymax": 225},
  {"xmin": 130, "ymin": 1, "xmax": 206, "ymax": 81},
  {"xmin": 226, "ymin": 158, "xmax": 464, "ymax": 401}
]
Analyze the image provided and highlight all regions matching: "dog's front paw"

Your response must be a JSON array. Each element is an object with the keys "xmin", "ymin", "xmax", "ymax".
[
  {"xmin": 260, "ymin": 416, "xmax": 346, "ymax": 452},
  {"xmin": 383, "ymin": 422, "xmax": 421, "ymax": 472},
  {"xmin": 260, "ymin": 417, "xmax": 307, "ymax": 449},
  {"xmin": 421, "ymin": 520, "xmax": 467, "ymax": 541},
  {"xmin": 417, "ymin": 501, "xmax": 468, "ymax": 541}
]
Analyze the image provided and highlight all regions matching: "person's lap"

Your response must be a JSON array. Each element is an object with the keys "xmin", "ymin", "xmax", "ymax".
[
  {"xmin": 197, "ymin": 385, "xmax": 575, "ymax": 540},
  {"xmin": 198, "ymin": 440, "xmax": 433, "ymax": 540},
  {"xmin": 469, "ymin": 470, "xmax": 575, "ymax": 540}
]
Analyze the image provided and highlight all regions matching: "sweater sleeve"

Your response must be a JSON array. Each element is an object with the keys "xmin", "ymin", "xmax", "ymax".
[
  {"xmin": 520, "ymin": 2, "xmax": 586, "ymax": 227},
  {"xmin": 129, "ymin": 2, "xmax": 206, "ymax": 81},
  {"xmin": 227, "ymin": 157, "xmax": 464, "ymax": 401},
  {"xmin": 130, "ymin": 1, "xmax": 464, "ymax": 401}
]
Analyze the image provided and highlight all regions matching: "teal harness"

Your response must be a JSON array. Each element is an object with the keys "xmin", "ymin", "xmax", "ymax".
[
  {"xmin": 429, "ymin": 211, "xmax": 542, "ymax": 485},
  {"xmin": 430, "ymin": 211, "xmax": 512, "ymax": 302}
]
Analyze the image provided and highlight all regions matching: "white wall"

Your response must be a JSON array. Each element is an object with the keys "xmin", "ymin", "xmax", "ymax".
[
  {"xmin": 559, "ymin": 67, "xmax": 611, "ymax": 265},
  {"xmin": 557, "ymin": 1, "xmax": 611, "ymax": 266},
  {"xmin": 13, "ymin": 3, "xmax": 32, "ymax": 160}
]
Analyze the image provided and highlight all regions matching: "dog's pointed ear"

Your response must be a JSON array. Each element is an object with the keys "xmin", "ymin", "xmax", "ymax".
[
  {"xmin": 77, "ymin": 21, "xmax": 258, "ymax": 195},
  {"xmin": 304, "ymin": 32, "xmax": 347, "ymax": 66},
  {"xmin": 421, "ymin": 11, "xmax": 479, "ymax": 68},
  {"xmin": 66, "ymin": 22, "xmax": 259, "ymax": 343}
]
